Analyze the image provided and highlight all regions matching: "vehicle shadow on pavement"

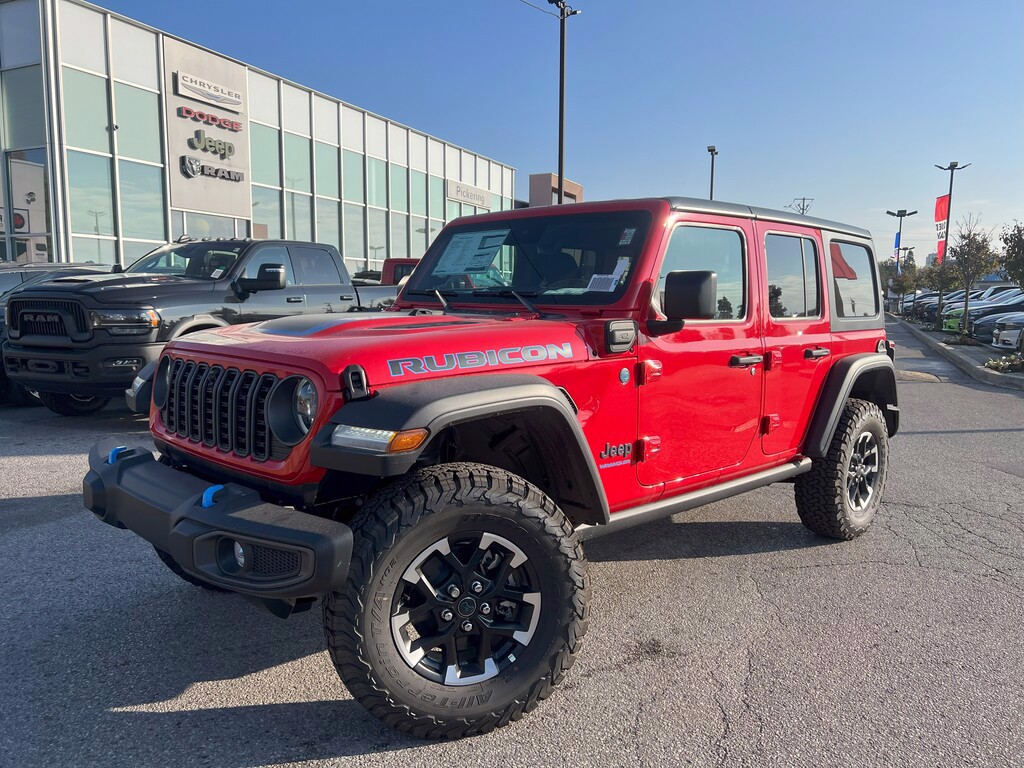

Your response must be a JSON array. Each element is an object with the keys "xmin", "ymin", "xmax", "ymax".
[
  {"xmin": 585, "ymin": 517, "xmax": 831, "ymax": 563},
  {"xmin": 17, "ymin": 583, "xmax": 421, "ymax": 766}
]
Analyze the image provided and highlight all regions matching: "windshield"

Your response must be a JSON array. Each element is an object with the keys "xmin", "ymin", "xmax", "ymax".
[
  {"xmin": 126, "ymin": 241, "xmax": 245, "ymax": 280},
  {"xmin": 404, "ymin": 210, "xmax": 653, "ymax": 306}
]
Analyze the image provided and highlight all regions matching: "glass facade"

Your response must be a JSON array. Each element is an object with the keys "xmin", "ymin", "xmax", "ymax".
[{"xmin": 0, "ymin": 0, "xmax": 514, "ymax": 266}]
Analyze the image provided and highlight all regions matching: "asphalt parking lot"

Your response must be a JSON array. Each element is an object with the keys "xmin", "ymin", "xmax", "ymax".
[{"xmin": 2, "ymin": 321, "xmax": 1023, "ymax": 768}]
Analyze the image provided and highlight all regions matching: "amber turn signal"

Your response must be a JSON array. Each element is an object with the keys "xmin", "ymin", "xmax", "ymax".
[{"xmin": 388, "ymin": 428, "xmax": 429, "ymax": 453}]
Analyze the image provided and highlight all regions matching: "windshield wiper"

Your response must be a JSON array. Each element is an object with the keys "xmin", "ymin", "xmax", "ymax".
[{"xmin": 471, "ymin": 288, "xmax": 541, "ymax": 315}]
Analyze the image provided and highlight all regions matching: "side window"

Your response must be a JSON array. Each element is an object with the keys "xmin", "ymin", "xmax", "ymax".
[
  {"xmin": 291, "ymin": 246, "xmax": 343, "ymax": 285},
  {"xmin": 659, "ymin": 226, "xmax": 745, "ymax": 320},
  {"xmin": 765, "ymin": 234, "xmax": 821, "ymax": 319},
  {"xmin": 830, "ymin": 242, "xmax": 878, "ymax": 318},
  {"xmin": 244, "ymin": 245, "xmax": 295, "ymax": 286}
]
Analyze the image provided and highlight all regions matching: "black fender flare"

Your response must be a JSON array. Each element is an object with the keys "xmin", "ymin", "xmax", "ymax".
[
  {"xmin": 309, "ymin": 373, "xmax": 610, "ymax": 525},
  {"xmin": 805, "ymin": 353, "xmax": 899, "ymax": 459},
  {"xmin": 168, "ymin": 315, "xmax": 230, "ymax": 340}
]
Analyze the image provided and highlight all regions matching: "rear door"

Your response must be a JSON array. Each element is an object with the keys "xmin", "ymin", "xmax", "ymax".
[
  {"xmin": 290, "ymin": 245, "xmax": 355, "ymax": 313},
  {"xmin": 637, "ymin": 216, "xmax": 764, "ymax": 487},
  {"xmin": 756, "ymin": 223, "xmax": 831, "ymax": 456}
]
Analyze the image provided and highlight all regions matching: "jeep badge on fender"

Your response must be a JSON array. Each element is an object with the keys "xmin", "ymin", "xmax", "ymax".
[{"xmin": 83, "ymin": 196, "xmax": 897, "ymax": 739}]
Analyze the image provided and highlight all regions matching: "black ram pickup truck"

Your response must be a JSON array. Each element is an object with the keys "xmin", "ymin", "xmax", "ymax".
[{"xmin": 2, "ymin": 238, "xmax": 397, "ymax": 415}]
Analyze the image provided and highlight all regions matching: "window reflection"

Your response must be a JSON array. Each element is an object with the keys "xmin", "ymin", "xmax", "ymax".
[
  {"xmin": 67, "ymin": 150, "xmax": 113, "ymax": 235},
  {"xmin": 119, "ymin": 160, "xmax": 164, "ymax": 240}
]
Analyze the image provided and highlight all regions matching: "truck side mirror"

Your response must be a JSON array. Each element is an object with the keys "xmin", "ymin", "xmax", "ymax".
[
  {"xmin": 648, "ymin": 270, "xmax": 718, "ymax": 336},
  {"xmin": 236, "ymin": 263, "xmax": 286, "ymax": 294}
]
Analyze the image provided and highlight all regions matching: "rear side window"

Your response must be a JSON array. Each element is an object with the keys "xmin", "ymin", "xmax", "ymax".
[
  {"xmin": 292, "ymin": 246, "xmax": 343, "ymax": 285},
  {"xmin": 830, "ymin": 242, "xmax": 878, "ymax": 318},
  {"xmin": 659, "ymin": 226, "xmax": 745, "ymax": 320},
  {"xmin": 765, "ymin": 234, "xmax": 820, "ymax": 319},
  {"xmin": 244, "ymin": 245, "xmax": 295, "ymax": 286}
]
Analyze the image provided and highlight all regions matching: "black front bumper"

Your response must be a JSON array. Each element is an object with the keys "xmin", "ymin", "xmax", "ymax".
[
  {"xmin": 83, "ymin": 440, "xmax": 353, "ymax": 602},
  {"xmin": 3, "ymin": 340, "xmax": 163, "ymax": 396}
]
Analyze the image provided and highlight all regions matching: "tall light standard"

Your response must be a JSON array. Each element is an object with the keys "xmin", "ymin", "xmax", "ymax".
[
  {"xmin": 707, "ymin": 145, "xmax": 718, "ymax": 200},
  {"xmin": 885, "ymin": 208, "xmax": 917, "ymax": 272},
  {"xmin": 933, "ymin": 161, "xmax": 970, "ymax": 329},
  {"xmin": 547, "ymin": 1, "xmax": 581, "ymax": 204}
]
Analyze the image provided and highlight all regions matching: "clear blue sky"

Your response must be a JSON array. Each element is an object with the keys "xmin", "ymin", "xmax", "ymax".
[{"xmin": 100, "ymin": 0, "xmax": 1024, "ymax": 263}]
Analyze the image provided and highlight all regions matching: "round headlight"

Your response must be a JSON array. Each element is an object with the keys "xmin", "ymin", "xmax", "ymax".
[{"xmin": 293, "ymin": 377, "xmax": 318, "ymax": 433}]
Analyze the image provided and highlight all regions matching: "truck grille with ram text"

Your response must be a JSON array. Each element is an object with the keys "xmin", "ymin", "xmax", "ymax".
[
  {"xmin": 160, "ymin": 358, "xmax": 288, "ymax": 462},
  {"xmin": 8, "ymin": 298, "xmax": 88, "ymax": 338}
]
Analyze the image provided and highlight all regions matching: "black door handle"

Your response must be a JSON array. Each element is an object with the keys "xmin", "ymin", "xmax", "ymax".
[
  {"xmin": 286, "ymin": 296, "xmax": 303, "ymax": 303},
  {"xmin": 339, "ymin": 294, "xmax": 355, "ymax": 301},
  {"xmin": 804, "ymin": 347, "xmax": 830, "ymax": 359},
  {"xmin": 729, "ymin": 354, "xmax": 764, "ymax": 367}
]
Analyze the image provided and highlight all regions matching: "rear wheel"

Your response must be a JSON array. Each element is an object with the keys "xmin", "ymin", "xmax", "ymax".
[
  {"xmin": 38, "ymin": 392, "xmax": 110, "ymax": 416},
  {"xmin": 324, "ymin": 462, "xmax": 590, "ymax": 739},
  {"xmin": 795, "ymin": 398, "xmax": 889, "ymax": 540}
]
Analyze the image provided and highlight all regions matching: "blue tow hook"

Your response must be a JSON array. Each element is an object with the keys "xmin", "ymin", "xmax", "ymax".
[
  {"xmin": 106, "ymin": 446, "xmax": 128, "ymax": 464},
  {"xmin": 201, "ymin": 485, "xmax": 225, "ymax": 508}
]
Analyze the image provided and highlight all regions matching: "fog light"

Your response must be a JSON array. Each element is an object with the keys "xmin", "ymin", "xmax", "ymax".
[{"xmin": 233, "ymin": 540, "xmax": 246, "ymax": 568}]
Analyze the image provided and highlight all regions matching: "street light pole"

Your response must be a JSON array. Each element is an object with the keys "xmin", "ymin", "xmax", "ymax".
[
  {"xmin": 933, "ymin": 161, "xmax": 970, "ymax": 329},
  {"xmin": 707, "ymin": 145, "xmax": 718, "ymax": 200},
  {"xmin": 885, "ymin": 208, "xmax": 917, "ymax": 273},
  {"xmin": 548, "ymin": 1, "xmax": 581, "ymax": 204}
]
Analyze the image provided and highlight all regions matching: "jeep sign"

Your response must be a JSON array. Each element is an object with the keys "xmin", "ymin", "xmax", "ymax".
[{"xmin": 163, "ymin": 37, "xmax": 250, "ymax": 218}]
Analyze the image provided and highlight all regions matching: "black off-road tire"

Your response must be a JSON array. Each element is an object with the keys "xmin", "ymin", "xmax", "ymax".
[
  {"xmin": 153, "ymin": 546, "xmax": 229, "ymax": 592},
  {"xmin": 38, "ymin": 392, "xmax": 110, "ymax": 416},
  {"xmin": 795, "ymin": 398, "xmax": 889, "ymax": 540},
  {"xmin": 324, "ymin": 462, "xmax": 590, "ymax": 739}
]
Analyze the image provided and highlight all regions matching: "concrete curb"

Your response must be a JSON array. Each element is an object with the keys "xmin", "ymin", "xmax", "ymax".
[{"xmin": 894, "ymin": 317, "xmax": 1024, "ymax": 392}]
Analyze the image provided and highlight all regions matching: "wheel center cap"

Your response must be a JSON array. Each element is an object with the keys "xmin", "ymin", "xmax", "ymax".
[{"xmin": 456, "ymin": 596, "xmax": 477, "ymax": 617}]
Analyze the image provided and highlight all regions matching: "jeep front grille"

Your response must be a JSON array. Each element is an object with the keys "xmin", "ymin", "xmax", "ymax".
[{"xmin": 161, "ymin": 358, "xmax": 285, "ymax": 462}]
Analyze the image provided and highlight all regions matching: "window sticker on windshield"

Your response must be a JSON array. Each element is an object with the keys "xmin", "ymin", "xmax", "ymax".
[
  {"xmin": 210, "ymin": 268, "xmax": 225, "ymax": 279},
  {"xmin": 434, "ymin": 229, "xmax": 511, "ymax": 275},
  {"xmin": 585, "ymin": 257, "xmax": 630, "ymax": 292},
  {"xmin": 618, "ymin": 227, "xmax": 636, "ymax": 246}
]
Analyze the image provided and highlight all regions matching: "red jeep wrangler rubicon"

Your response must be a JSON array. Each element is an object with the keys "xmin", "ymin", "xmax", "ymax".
[{"xmin": 84, "ymin": 197, "xmax": 898, "ymax": 739}]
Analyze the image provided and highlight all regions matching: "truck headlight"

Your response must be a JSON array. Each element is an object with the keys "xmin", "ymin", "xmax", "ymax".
[
  {"xmin": 294, "ymin": 377, "xmax": 318, "ymax": 433},
  {"xmin": 330, "ymin": 425, "xmax": 428, "ymax": 453},
  {"xmin": 90, "ymin": 308, "xmax": 160, "ymax": 335}
]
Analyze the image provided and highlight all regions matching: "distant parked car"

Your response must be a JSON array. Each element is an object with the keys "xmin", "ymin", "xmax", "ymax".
[
  {"xmin": 970, "ymin": 311, "xmax": 1021, "ymax": 344},
  {"xmin": 966, "ymin": 294, "xmax": 1024, "ymax": 336},
  {"xmin": 991, "ymin": 312, "xmax": 1024, "ymax": 353}
]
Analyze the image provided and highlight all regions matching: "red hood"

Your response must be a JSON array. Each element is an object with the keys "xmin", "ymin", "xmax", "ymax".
[{"xmin": 166, "ymin": 311, "xmax": 592, "ymax": 390}]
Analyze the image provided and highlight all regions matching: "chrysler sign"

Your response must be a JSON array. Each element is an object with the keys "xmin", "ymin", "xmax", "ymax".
[{"xmin": 175, "ymin": 71, "xmax": 243, "ymax": 112}]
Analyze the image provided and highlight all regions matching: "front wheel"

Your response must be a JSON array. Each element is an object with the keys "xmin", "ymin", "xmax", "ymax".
[
  {"xmin": 795, "ymin": 398, "xmax": 889, "ymax": 540},
  {"xmin": 38, "ymin": 392, "xmax": 110, "ymax": 416},
  {"xmin": 324, "ymin": 462, "xmax": 590, "ymax": 739}
]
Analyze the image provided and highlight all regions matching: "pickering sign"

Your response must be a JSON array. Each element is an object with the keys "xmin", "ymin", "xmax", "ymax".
[{"xmin": 175, "ymin": 71, "xmax": 243, "ymax": 112}]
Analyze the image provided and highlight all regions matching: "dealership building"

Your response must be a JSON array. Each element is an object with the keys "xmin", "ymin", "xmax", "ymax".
[{"xmin": 0, "ymin": 0, "xmax": 516, "ymax": 270}]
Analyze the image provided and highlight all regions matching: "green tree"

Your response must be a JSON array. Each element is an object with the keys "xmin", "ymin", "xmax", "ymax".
[
  {"xmin": 716, "ymin": 295, "xmax": 734, "ymax": 320},
  {"xmin": 949, "ymin": 214, "xmax": 998, "ymax": 337},
  {"xmin": 767, "ymin": 284, "xmax": 788, "ymax": 317},
  {"xmin": 999, "ymin": 221, "xmax": 1024, "ymax": 289}
]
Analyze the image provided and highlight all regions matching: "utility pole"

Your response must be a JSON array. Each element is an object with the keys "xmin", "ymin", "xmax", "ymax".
[
  {"xmin": 933, "ymin": 161, "xmax": 970, "ymax": 329},
  {"xmin": 547, "ymin": 1, "xmax": 581, "ymax": 203},
  {"xmin": 707, "ymin": 145, "xmax": 718, "ymax": 200},
  {"xmin": 784, "ymin": 197, "xmax": 814, "ymax": 215}
]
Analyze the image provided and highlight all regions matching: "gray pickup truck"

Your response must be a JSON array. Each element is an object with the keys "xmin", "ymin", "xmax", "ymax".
[{"xmin": 2, "ymin": 238, "xmax": 397, "ymax": 415}]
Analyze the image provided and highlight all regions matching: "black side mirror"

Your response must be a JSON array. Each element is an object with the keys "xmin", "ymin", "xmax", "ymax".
[
  {"xmin": 649, "ymin": 270, "xmax": 718, "ymax": 336},
  {"xmin": 236, "ymin": 263, "xmax": 286, "ymax": 294}
]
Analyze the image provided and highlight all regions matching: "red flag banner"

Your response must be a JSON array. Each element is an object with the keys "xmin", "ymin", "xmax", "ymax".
[{"xmin": 935, "ymin": 194, "xmax": 950, "ymax": 263}]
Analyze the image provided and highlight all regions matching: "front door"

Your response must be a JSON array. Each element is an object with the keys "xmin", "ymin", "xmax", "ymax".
[
  {"xmin": 756, "ymin": 224, "xmax": 832, "ymax": 455},
  {"xmin": 637, "ymin": 218, "xmax": 764, "ymax": 488},
  {"xmin": 234, "ymin": 244, "xmax": 304, "ymax": 323}
]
